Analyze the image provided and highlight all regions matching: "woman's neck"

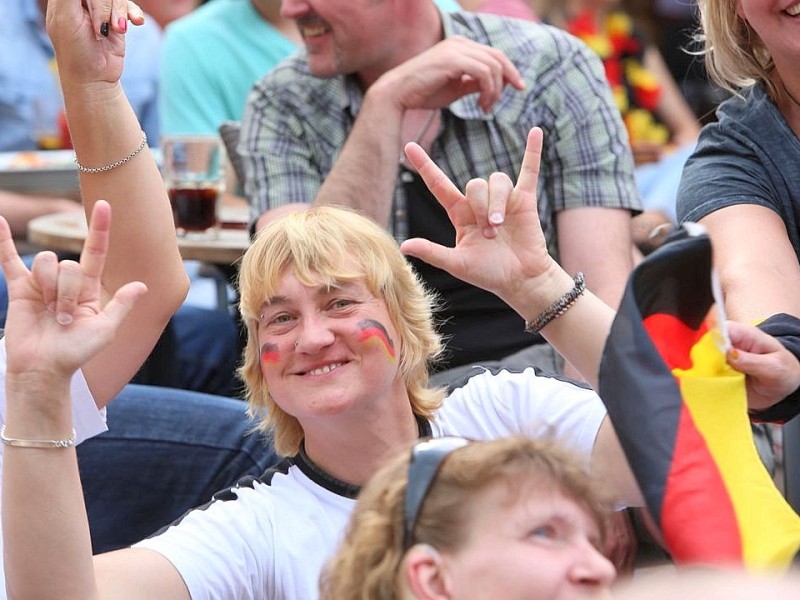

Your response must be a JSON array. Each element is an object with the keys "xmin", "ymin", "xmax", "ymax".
[{"xmin": 301, "ymin": 401, "xmax": 421, "ymax": 488}]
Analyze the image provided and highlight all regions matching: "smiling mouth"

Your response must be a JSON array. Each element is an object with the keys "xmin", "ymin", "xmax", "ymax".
[
  {"xmin": 302, "ymin": 24, "xmax": 329, "ymax": 38},
  {"xmin": 304, "ymin": 362, "xmax": 345, "ymax": 376},
  {"xmin": 787, "ymin": 2, "xmax": 800, "ymax": 16}
]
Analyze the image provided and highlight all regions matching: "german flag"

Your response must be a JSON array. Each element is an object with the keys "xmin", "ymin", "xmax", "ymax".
[{"xmin": 598, "ymin": 226, "xmax": 800, "ymax": 569}]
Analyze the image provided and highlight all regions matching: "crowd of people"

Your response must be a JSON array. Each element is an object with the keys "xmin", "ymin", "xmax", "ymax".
[{"xmin": 1, "ymin": 0, "xmax": 800, "ymax": 598}]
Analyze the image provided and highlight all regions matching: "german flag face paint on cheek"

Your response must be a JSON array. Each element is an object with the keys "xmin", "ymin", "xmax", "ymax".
[
  {"xmin": 260, "ymin": 343, "xmax": 281, "ymax": 364},
  {"xmin": 357, "ymin": 319, "xmax": 397, "ymax": 360}
]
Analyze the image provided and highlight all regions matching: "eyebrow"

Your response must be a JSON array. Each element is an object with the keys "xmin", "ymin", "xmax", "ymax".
[{"xmin": 259, "ymin": 281, "xmax": 362, "ymax": 312}]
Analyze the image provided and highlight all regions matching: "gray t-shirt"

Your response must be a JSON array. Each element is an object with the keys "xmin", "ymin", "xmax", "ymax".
[{"xmin": 676, "ymin": 83, "xmax": 800, "ymax": 262}]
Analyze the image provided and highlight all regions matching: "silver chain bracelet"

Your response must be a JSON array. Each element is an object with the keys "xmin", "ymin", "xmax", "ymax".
[
  {"xmin": 1, "ymin": 424, "xmax": 77, "ymax": 449},
  {"xmin": 74, "ymin": 131, "xmax": 148, "ymax": 174}
]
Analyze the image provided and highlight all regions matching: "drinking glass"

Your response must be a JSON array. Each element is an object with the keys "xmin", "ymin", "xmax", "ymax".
[{"xmin": 161, "ymin": 135, "xmax": 226, "ymax": 239}]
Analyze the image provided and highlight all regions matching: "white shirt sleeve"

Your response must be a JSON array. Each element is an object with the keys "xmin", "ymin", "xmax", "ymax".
[{"xmin": 432, "ymin": 367, "xmax": 607, "ymax": 472}]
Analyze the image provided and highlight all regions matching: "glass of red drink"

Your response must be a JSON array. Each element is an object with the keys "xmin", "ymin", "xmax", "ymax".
[{"xmin": 161, "ymin": 135, "xmax": 226, "ymax": 239}]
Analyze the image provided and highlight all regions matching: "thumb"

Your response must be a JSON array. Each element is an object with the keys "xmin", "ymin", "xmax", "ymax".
[
  {"xmin": 401, "ymin": 238, "xmax": 456, "ymax": 273},
  {"xmin": 101, "ymin": 281, "xmax": 148, "ymax": 327}
]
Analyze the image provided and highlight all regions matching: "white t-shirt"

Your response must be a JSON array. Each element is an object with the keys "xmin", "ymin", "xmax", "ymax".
[
  {"xmin": 0, "ymin": 339, "xmax": 106, "ymax": 599},
  {"xmin": 135, "ymin": 367, "xmax": 607, "ymax": 600}
]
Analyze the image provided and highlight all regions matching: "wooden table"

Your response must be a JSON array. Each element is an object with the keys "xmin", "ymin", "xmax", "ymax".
[{"xmin": 27, "ymin": 210, "xmax": 251, "ymax": 265}]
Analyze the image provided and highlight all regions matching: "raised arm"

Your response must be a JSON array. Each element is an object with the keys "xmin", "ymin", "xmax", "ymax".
[
  {"xmin": 400, "ymin": 127, "xmax": 615, "ymax": 388},
  {"xmin": 1, "ymin": 202, "xmax": 190, "ymax": 599},
  {"xmin": 400, "ymin": 127, "xmax": 643, "ymax": 507},
  {"xmin": 49, "ymin": 0, "xmax": 189, "ymax": 406}
]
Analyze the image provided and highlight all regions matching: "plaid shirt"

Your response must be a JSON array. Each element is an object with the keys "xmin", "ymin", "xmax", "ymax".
[{"xmin": 240, "ymin": 10, "xmax": 640, "ymax": 249}]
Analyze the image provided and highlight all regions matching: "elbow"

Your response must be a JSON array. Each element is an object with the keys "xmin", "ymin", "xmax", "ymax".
[{"xmin": 171, "ymin": 270, "xmax": 192, "ymax": 311}]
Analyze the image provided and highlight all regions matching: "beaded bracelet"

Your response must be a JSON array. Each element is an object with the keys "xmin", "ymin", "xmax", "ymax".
[
  {"xmin": 524, "ymin": 272, "xmax": 586, "ymax": 334},
  {"xmin": 0, "ymin": 424, "xmax": 77, "ymax": 449},
  {"xmin": 74, "ymin": 131, "xmax": 148, "ymax": 174}
]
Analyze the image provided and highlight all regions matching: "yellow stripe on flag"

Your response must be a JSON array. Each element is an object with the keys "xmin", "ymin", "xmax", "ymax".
[{"xmin": 675, "ymin": 330, "xmax": 800, "ymax": 569}]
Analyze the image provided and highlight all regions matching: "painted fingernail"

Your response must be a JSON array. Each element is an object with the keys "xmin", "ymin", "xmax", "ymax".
[
  {"xmin": 118, "ymin": 18, "xmax": 127, "ymax": 32},
  {"xmin": 100, "ymin": 21, "xmax": 109, "ymax": 37}
]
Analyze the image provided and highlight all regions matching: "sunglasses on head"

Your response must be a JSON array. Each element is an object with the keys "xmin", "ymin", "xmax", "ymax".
[{"xmin": 402, "ymin": 436, "xmax": 470, "ymax": 550}]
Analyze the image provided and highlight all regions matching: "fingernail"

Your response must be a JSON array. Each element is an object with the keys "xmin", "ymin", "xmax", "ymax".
[
  {"xmin": 100, "ymin": 21, "xmax": 110, "ymax": 37},
  {"xmin": 728, "ymin": 348, "xmax": 740, "ymax": 361},
  {"xmin": 118, "ymin": 18, "xmax": 127, "ymax": 32},
  {"xmin": 56, "ymin": 312, "xmax": 73, "ymax": 326},
  {"xmin": 489, "ymin": 212, "xmax": 504, "ymax": 225}
]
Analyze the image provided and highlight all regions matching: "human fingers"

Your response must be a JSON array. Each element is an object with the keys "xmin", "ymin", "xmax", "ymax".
[
  {"xmin": 464, "ymin": 174, "xmax": 512, "ymax": 239},
  {"xmin": 126, "ymin": 1, "xmax": 146, "ymax": 26},
  {"xmin": 83, "ymin": 0, "xmax": 123, "ymax": 37},
  {"xmin": 0, "ymin": 217, "xmax": 31, "ymax": 283},
  {"xmin": 477, "ymin": 44, "xmax": 525, "ymax": 109},
  {"xmin": 102, "ymin": 281, "xmax": 148, "ymax": 330},
  {"xmin": 487, "ymin": 172, "xmax": 512, "ymax": 231},
  {"xmin": 53, "ymin": 260, "xmax": 84, "ymax": 325},
  {"xmin": 430, "ymin": 38, "xmax": 522, "ymax": 112},
  {"xmin": 31, "ymin": 252, "xmax": 60, "ymax": 313},
  {"xmin": 455, "ymin": 46, "xmax": 507, "ymax": 113},
  {"xmin": 464, "ymin": 178, "xmax": 491, "ymax": 237},
  {"xmin": 453, "ymin": 39, "xmax": 524, "ymax": 95},
  {"xmin": 400, "ymin": 237, "xmax": 459, "ymax": 277},
  {"xmin": 514, "ymin": 128, "xmax": 544, "ymax": 198},
  {"xmin": 461, "ymin": 50, "xmax": 503, "ymax": 113},
  {"xmin": 726, "ymin": 322, "xmax": 800, "ymax": 407},
  {"xmin": 79, "ymin": 200, "xmax": 112, "ymax": 294},
  {"xmin": 404, "ymin": 142, "xmax": 464, "ymax": 214},
  {"xmin": 727, "ymin": 320, "xmax": 783, "ymax": 355}
]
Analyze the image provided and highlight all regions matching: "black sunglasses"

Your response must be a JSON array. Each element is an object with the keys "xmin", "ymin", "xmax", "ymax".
[{"xmin": 402, "ymin": 436, "xmax": 469, "ymax": 550}]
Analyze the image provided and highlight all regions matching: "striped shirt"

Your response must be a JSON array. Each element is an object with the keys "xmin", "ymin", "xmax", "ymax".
[{"xmin": 240, "ymin": 10, "xmax": 640, "ymax": 248}]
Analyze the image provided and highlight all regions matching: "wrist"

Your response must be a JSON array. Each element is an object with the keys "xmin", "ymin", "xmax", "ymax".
[
  {"xmin": 4, "ymin": 378, "xmax": 74, "ymax": 442},
  {"xmin": 62, "ymin": 81, "xmax": 125, "ymax": 112},
  {"xmin": 363, "ymin": 77, "xmax": 406, "ymax": 119},
  {"xmin": 524, "ymin": 272, "xmax": 587, "ymax": 333},
  {"xmin": 507, "ymin": 263, "xmax": 576, "ymax": 322},
  {"xmin": 5, "ymin": 371, "xmax": 73, "ymax": 407}
]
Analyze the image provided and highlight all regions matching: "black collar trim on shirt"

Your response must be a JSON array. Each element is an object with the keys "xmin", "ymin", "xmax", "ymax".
[{"xmin": 292, "ymin": 415, "xmax": 433, "ymax": 499}]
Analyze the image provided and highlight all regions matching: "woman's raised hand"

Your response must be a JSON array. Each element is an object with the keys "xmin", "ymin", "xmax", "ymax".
[
  {"xmin": 0, "ymin": 201, "xmax": 146, "ymax": 380},
  {"xmin": 400, "ymin": 127, "xmax": 569, "ymax": 313},
  {"xmin": 46, "ymin": 0, "xmax": 146, "ymax": 88}
]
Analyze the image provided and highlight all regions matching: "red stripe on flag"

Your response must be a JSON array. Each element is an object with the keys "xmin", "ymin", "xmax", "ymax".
[
  {"xmin": 644, "ymin": 313, "xmax": 709, "ymax": 371},
  {"xmin": 662, "ymin": 402, "xmax": 742, "ymax": 563}
]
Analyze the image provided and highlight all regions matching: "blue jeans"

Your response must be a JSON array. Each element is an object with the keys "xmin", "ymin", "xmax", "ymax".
[
  {"xmin": 77, "ymin": 384, "xmax": 278, "ymax": 553},
  {"xmin": 170, "ymin": 305, "xmax": 241, "ymax": 396}
]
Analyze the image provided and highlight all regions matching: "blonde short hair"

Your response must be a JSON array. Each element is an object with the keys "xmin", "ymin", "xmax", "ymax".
[
  {"xmin": 319, "ymin": 435, "xmax": 613, "ymax": 600},
  {"xmin": 696, "ymin": 0, "xmax": 775, "ymax": 96},
  {"xmin": 237, "ymin": 206, "xmax": 445, "ymax": 456}
]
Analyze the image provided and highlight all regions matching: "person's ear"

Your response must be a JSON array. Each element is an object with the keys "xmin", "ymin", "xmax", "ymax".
[{"xmin": 403, "ymin": 544, "xmax": 452, "ymax": 600}]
